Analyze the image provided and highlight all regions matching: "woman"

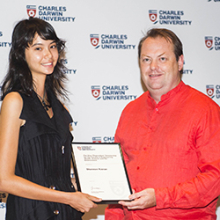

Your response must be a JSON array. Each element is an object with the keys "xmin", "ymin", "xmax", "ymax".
[{"xmin": 0, "ymin": 17, "xmax": 101, "ymax": 220}]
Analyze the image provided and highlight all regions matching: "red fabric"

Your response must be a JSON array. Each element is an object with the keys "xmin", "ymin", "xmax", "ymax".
[{"xmin": 105, "ymin": 81, "xmax": 220, "ymax": 219}]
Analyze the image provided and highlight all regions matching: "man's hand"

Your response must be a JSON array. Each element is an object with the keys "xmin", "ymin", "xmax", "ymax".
[{"xmin": 118, "ymin": 188, "xmax": 156, "ymax": 210}]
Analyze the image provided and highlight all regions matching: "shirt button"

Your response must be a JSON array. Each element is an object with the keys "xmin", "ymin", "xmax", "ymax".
[
  {"xmin": 54, "ymin": 210, "xmax": 59, "ymax": 215},
  {"xmin": 155, "ymin": 108, "xmax": 158, "ymax": 111},
  {"xmin": 137, "ymin": 166, "xmax": 140, "ymax": 170}
]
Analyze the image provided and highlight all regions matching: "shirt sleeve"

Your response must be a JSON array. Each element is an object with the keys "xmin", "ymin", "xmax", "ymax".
[{"xmin": 155, "ymin": 104, "xmax": 220, "ymax": 209}]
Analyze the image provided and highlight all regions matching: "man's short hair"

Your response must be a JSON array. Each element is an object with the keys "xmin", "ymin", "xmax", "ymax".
[{"xmin": 138, "ymin": 28, "xmax": 183, "ymax": 74}]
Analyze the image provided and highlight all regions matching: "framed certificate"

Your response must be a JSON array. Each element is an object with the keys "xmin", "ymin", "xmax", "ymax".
[{"xmin": 71, "ymin": 142, "xmax": 132, "ymax": 204}]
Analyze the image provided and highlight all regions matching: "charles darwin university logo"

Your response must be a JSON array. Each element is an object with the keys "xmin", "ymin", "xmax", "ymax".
[
  {"xmin": 92, "ymin": 136, "xmax": 114, "ymax": 143},
  {"xmin": 90, "ymin": 34, "xmax": 100, "ymax": 49},
  {"xmin": 91, "ymin": 85, "xmax": 137, "ymax": 101},
  {"xmin": 27, "ymin": 5, "xmax": 36, "ymax": 17},
  {"xmin": 206, "ymin": 85, "xmax": 214, "ymax": 98},
  {"xmin": 148, "ymin": 9, "xmax": 192, "ymax": 25},
  {"xmin": 92, "ymin": 137, "xmax": 102, "ymax": 143},
  {"xmin": 149, "ymin": 10, "xmax": 158, "ymax": 24},
  {"xmin": 90, "ymin": 34, "xmax": 135, "ymax": 50},
  {"xmin": 91, "ymin": 86, "xmax": 101, "ymax": 100},
  {"xmin": 205, "ymin": 36, "xmax": 220, "ymax": 51},
  {"xmin": 206, "ymin": 85, "xmax": 220, "ymax": 99},
  {"xmin": 77, "ymin": 146, "xmax": 82, "ymax": 150},
  {"xmin": 26, "ymin": 5, "xmax": 75, "ymax": 22},
  {"xmin": 205, "ymin": 36, "xmax": 213, "ymax": 50}
]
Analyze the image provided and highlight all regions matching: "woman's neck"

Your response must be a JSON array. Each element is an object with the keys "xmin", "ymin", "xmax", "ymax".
[{"xmin": 33, "ymin": 77, "xmax": 46, "ymax": 97}]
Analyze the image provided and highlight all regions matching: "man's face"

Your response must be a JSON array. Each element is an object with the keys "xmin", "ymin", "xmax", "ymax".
[{"xmin": 139, "ymin": 36, "xmax": 183, "ymax": 100}]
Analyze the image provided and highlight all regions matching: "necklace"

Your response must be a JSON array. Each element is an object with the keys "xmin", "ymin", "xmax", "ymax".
[{"xmin": 37, "ymin": 90, "xmax": 51, "ymax": 111}]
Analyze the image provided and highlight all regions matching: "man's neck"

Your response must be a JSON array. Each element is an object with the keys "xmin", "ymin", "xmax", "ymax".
[{"xmin": 148, "ymin": 80, "xmax": 182, "ymax": 104}]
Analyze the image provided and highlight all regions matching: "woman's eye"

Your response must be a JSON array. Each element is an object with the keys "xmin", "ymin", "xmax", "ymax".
[{"xmin": 51, "ymin": 44, "xmax": 57, "ymax": 49}]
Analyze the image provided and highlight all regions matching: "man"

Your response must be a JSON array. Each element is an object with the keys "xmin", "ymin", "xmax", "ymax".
[{"xmin": 105, "ymin": 28, "xmax": 220, "ymax": 219}]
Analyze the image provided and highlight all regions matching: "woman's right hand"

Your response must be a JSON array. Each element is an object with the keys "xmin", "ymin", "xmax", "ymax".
[{"xmin": 68, "ymin": 192, "xmax": 102, "ymax": 212}]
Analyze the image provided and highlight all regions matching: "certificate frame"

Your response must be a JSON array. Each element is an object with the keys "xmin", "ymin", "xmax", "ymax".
[{"xmin": 71, "ymin": 142, "xmax": 132, "ymax": 204}]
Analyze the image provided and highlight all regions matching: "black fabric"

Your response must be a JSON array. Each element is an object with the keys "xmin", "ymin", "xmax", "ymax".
[{"xmin": 6, "ymin": 91, "xmax": 83, "ymax": 220}]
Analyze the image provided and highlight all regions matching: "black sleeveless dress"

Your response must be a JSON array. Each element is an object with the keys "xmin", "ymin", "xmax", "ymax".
[{"xmin": 6, "ymin": 91, "xmax": 83, "ymax": 220}]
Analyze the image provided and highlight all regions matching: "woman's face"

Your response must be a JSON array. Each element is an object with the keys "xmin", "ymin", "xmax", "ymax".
[{"xmin": 25, "ymin": 34, "xmax": 59, "ymax": 80}]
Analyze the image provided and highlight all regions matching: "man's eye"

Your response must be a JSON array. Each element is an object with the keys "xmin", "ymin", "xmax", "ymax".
[{"xmin": 143, "ymin": 58, "xmax": 149, "ymax": 62}]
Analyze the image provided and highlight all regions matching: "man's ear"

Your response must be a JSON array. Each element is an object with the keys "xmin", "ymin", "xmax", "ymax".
[{"xmin": 178, "ymin": 55, "xmax": 184, "ymax": 72}]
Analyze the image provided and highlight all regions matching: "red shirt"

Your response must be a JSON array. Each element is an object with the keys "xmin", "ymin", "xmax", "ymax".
[{"xmin": 106, "ymin": 82, "xmax": 220, "ymax": 219}]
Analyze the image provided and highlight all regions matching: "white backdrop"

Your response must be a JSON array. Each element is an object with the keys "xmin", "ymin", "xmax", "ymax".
[{"xmin": 1, "ymin": 0, "xmax": 220, "ymax": 219}]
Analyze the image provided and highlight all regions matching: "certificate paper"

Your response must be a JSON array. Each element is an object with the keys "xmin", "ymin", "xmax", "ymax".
[{"xmin": 72, "ymin": 142, "xmax": 132, "ymax": 204}]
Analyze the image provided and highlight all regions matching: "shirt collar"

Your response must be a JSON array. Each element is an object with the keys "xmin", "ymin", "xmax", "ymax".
[{"xmin": 147, "ymin": 81, "xmax": 185, "ymax": 108}]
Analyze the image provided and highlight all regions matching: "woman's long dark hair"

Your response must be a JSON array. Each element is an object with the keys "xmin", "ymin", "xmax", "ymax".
[{"xmin": 1, "ymin": 17, "xmax": 68, "ymax": 100}]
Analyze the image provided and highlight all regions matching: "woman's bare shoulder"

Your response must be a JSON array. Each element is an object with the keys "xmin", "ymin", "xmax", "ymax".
[{"xmin": 0, "ymin": 92, "xmax": 23, "ymax": 117}]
